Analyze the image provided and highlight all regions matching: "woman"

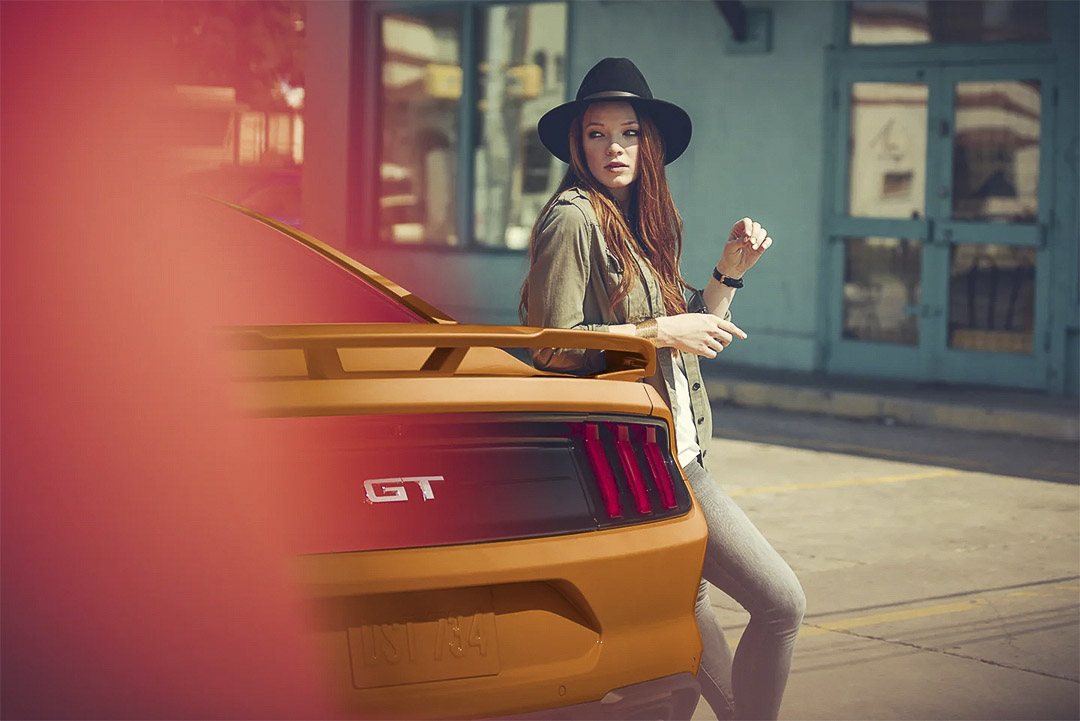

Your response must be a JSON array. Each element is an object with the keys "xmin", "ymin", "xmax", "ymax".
[{"xmin": 521, "ymin": 58, "xmax": 806, "ymax": 721}]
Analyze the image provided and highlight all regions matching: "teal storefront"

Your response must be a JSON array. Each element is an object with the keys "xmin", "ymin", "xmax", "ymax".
[
  {"xmin": 301, "ymin": 0, "xmax": 1079, "ymax": 396},
  {"xmin": 821, "ymin": 2, "xmax": 1078, "ymax": 394}
]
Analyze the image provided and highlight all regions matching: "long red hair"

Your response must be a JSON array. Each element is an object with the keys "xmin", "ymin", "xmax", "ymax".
[{"xmin": 520, "ymin": 104, "xmax": 691, "ymax": 323}]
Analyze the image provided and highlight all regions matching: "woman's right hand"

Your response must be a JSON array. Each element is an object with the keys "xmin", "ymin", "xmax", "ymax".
[{"xmin": 656, "ymin": 313, "xmax": 746, "ymax": 358}]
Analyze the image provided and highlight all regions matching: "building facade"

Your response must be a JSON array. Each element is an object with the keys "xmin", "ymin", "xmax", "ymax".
[{"xmin": 301, "ymin": 0, "xmax": 1080, "ymax": 396}]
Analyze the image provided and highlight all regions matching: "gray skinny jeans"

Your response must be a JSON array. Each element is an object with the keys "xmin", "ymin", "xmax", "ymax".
[{"xmin": 682, "ymin": 457, "xmax": 806, "ymax": 721}]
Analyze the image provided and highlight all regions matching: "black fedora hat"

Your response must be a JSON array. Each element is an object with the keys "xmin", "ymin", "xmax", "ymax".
[{"xmin": 537, "ymin": 57, "xmax": 692, "ymax": 165}]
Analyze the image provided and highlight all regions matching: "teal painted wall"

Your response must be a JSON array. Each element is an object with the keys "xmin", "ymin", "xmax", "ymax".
[{"xmin": 335, "ymin": 0, "xmax": 1077, "ymax": 394}]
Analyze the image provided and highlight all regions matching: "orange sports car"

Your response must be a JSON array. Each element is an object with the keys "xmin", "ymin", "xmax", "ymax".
[{"xmin": 219, "ymin": 202, "xmax": 710, "ymax": 720}]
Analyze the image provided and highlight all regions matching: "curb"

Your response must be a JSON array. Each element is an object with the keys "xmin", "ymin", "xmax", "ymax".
[{"xmin": 707, "ymin": 380, "xmax": 1080, "ymax": 443}]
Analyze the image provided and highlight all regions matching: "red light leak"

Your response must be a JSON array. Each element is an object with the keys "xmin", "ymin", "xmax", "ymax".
[{"xmin": 1, "ymin": 4, "xmax": 338, "ymax": 717}]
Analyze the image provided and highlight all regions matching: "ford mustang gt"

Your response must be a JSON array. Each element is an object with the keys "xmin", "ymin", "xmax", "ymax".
[{"xmin": 217, "ymin": 201, "xmax": 710, "ymax": 720}]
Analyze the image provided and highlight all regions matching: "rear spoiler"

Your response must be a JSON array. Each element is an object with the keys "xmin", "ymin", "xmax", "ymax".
[
  {"xmin": 208, "ymin": 197, "xmax": 456, "ymax": 325},
  {"xmin": 222, "ymin": 323, "xmax": 656, "ymax": 381}
]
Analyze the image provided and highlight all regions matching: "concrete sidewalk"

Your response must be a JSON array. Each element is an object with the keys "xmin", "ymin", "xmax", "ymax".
[{"xmin": 698, "ymin": 363, "xmax": 1080, "ymax": 443}]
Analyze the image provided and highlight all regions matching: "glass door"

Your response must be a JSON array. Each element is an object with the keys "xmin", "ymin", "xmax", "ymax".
[
  {"xmin": 930, "ymin": 63, "xmax": 1053, "ymax": 387},
  {"xmin": 826, "ymin": 62, "xmax": 1055, "ymax": 389},
  {"xmin": 826, "ymin": 65, "xmax": 937, "ymax": 381}
]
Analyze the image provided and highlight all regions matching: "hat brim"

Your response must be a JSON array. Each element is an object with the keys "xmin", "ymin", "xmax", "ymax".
[{"xmin": 537, "ymin": 96, "xmax": 692, "ymax": 165}]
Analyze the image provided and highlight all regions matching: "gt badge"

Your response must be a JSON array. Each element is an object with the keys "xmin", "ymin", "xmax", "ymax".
[{"xmin": 364, "ymin": 476, "xmax": 445, "ymax": 503}]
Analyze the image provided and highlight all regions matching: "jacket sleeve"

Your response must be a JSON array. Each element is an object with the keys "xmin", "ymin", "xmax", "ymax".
[
  {"xmin": 687, "ymin": 286, "xmax": 732, "ymax": 322},
  {"xmin": 526, "ymin": 202, "xmax": 610, "ymax": 375}
]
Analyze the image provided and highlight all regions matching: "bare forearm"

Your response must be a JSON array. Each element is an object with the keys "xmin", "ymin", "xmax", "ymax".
[{"xmin": 703, "ymin": 274, "xmax": 737, "ymax": 318}]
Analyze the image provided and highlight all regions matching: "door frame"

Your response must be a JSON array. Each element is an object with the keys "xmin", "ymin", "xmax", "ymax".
[
  {"xmin": 824, "ymin": 63, "xmax": 938, "ymax": 382},
  {"xmin": 820, "ymin": 26, "xmax": 1063, "ymax": 390},
  {"xmin": 930, "ymin": 62, "xmax": 1056, "ymax": 388}
]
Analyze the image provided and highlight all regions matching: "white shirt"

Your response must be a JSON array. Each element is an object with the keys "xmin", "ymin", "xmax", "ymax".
[{"xmin": 671, "ymin": 349, "xmax": 701, "ymax": 467}]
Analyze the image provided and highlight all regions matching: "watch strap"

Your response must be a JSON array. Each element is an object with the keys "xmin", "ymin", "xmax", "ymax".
[{"xmin": 712, "ymin": 268, "xmax": 744, "ymax": 288}]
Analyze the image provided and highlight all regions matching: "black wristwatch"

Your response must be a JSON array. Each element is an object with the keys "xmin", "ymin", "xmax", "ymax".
[{"xmin": 712, "ymin": 267, "xmax": 744, "ymax": 288}]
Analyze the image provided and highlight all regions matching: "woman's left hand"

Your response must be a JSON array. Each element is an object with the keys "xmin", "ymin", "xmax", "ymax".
[{"xmin": 717, "ymin": 217, "xmax": 773, "ymax": 278}]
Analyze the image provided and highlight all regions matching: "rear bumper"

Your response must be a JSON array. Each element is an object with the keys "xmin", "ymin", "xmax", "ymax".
[
  {"xmin": 301, "ymin": 502, "xmax": 708, "ymax": 720},
  {"xmin": 500, "ymin": 673, "xmax": 701, "ymax": 721}
]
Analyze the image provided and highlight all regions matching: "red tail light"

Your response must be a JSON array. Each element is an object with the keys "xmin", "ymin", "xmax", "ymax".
[
  {"xmin": 581, "ymin": 421, "xmax": 683, "ymax": 520},
  {"xmin": 644, "ymin": 426, "xmax": 678, "ymax": 510},
  {"xmin": 584, "ymin": 423, "xmax": 622, "ymax": 518},
  {"xmin": 614, "ymin": 424, "xmax": 651, "ymax": 514}
]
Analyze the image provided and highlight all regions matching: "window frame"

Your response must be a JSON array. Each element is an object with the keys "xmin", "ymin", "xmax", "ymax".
[
  {"xmin": 836, "ymin": 1, "xmax": 1062, "ymax": 57},
  {"xmin": 360, "ymin": 0, "xmax": 571, "ymax": 254}
]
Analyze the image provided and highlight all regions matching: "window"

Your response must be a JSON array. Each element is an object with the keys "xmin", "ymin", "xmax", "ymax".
[
  {"xmin": 376, "ymin": 2, "xmax": 568, "ymax": 249},
  {"xmin": 165, "ymin": 2, "xmax": 306, "ymax": 226},
  {"xmin": 948, "ymin": 244, "xmax": 1035, "ymax": 353},
  {"xmin": 847, "ymin": 81, "xmax": 928, "ymax": 219},
  {"xmin": 473, "ymin": 3, "xmax": 568, "ymax": 249},
  {"xmin": 378, "ymin": 12, "xmax": 462, "ymax": 245},
  {"xmin": 842, "ymin": 237, "xmax": 922, "ymax": 345},
  {"xmin": 952, "ymin": 80, "xmax": 1041, "ymax": 224},
  {"xmin": 849, "ymin": 1, "xmax": 1050, "ymax": 45}
]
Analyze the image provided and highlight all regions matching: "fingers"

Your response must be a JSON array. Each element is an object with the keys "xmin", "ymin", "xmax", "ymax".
[
  {"xmin": 675, "ymin": 313, "xmax": 747, "ymax": 357},
  {"xmin": 752, "ymin": 226, "xmax": 766, "ymax": 249},
  {"xmin": 696, "ymin": 340, "xmax": 720, "ymax": 358},
  {"xmin": 699, "ymin": 335, "xmax": 726, "ymax": 357},
  {"xmin": 700, "ymin": 314, "xmax": 746, "ymax": 340},
  {"xmin": 717, "ymin": 319, "xmax": 747, "ymax": 339},
  {"xmin": 732, "ymin": 218, "xmax": 771, "ymax": 250},
  {"xmin": 708, "ymin": 326, "xmax": 733, "ymax": 344}
]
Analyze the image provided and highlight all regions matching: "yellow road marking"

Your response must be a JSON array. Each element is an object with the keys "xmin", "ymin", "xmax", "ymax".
[
  {"xmin": 728, "ymin": 469, "xmax": 961, "ymax": 497},
  {"xmin": 1056, "ymin": 585, "xmax": 1080, "ymax": 592},
  {"xmin": 1006, "ymin": 591, "xmax": 1052, "ymax": 598},
  {"xmin": 799, "ymin": 599, "xmax": 988, "ymax": 637},
  {"xmin": 727, "ymin": 599, "xmax": 988, "ymax": 644}
]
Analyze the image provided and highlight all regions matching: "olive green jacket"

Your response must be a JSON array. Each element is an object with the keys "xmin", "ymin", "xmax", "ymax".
[{"xmin": 526, "ymin": 188, "xmax": 718, "ymax": 466}]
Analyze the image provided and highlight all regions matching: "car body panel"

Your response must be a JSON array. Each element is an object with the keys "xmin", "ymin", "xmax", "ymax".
[{"xmin": 220, "ymin": 203, "xmax": 709, "ymax": 719}]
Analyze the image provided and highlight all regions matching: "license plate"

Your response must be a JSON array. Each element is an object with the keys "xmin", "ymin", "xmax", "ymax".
[{"xmin": 346, "ymin": 587, "xmax": 500, "ymax": 689}]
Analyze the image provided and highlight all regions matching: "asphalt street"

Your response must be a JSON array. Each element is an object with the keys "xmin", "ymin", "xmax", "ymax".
[{"xmin": 692, "ymin": 406, "xmax": 1080, "ymax": 721}]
